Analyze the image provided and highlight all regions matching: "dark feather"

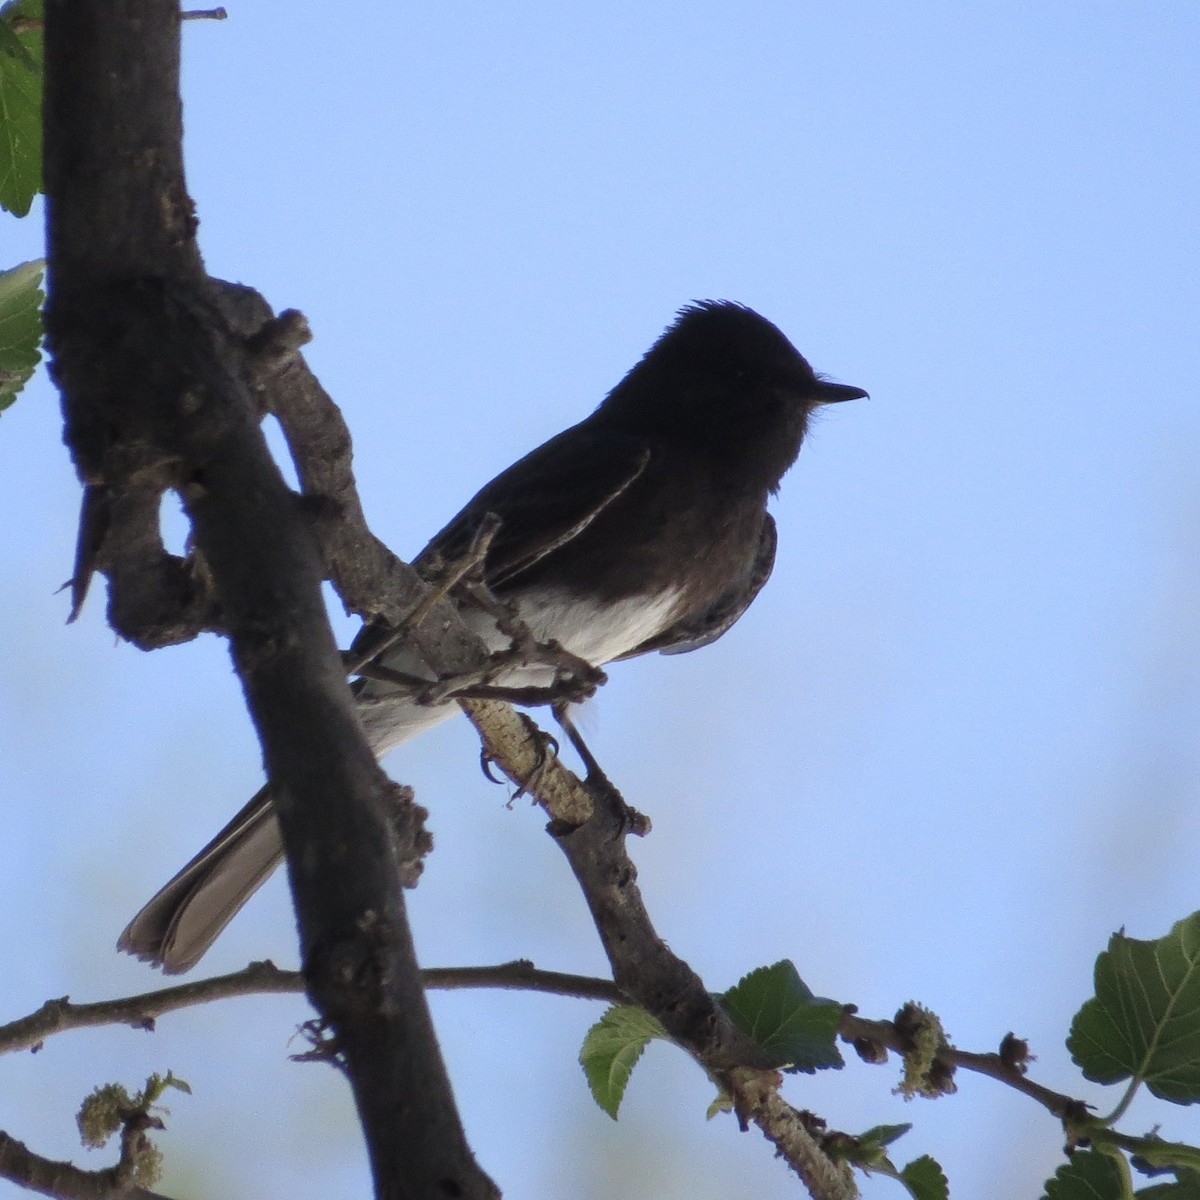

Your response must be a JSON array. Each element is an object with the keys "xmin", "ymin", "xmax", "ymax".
[{"xmin": 416, "ymin": 427, "xmax": 651, "ymax": 589}]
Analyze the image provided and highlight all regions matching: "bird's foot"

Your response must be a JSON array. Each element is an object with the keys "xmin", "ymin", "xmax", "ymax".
[{"xmin": 553, "ymin": 703, "xmax": 651, "ymax": 837}]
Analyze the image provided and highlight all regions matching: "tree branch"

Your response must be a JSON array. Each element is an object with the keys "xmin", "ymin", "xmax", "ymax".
[
  {"xmin": 841, "ymin": 1012, "xmax": 1090, "ymax": 1123},
  {"xmin": 6, "ymin": 961, "xmax": 1125, "ymax": 1200},
  {"xmin": 0, "ymin": 961, "xmax": 625, "ymax": 1055},
  {"xmin": 0, "ymin": 1130, "xmax": 174, "ymax": 1200},
  {"xmin": 456, "ymin": 704, "xmax": 864, "ymax": 1196},
  {"xmin": 42, "ymin": 4, "xmax": 495, "ymax": 1197},
  {"xmin": 208, "ymin": 287, "xmax": 429, "ymax": 629}
]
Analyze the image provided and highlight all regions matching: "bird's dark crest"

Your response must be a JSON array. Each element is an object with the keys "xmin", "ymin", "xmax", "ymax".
[{"xmin": 629, "ymin": 299, "xmax": 819, "ymax": 385}]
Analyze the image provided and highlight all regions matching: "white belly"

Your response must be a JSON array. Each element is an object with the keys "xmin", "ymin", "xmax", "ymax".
[{"xmin": 356, "ymin": 586, "xmax": 682, "ymax": 757}]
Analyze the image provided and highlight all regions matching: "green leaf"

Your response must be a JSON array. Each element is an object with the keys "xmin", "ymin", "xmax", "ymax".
[
  {"xmin": 1138, "ymin": 1182, "xmax": 1200, "ymax": 1199},
  {"xmin": 1042, "ymin": 1151, "xmax": 1126, "ymax": 1200},
  {"xmin": 144, "ymin": 1070, "xmax": 192, "ymax": 1103},
  {"xmin": 0, "ymin": 0, "xmax": 43, "ymax": 215},
  {"xmin": 1127, "ymin": 1140, "xmax": 1200, "ymax": 1179},
  {"xmin": 856, "ymin": 1123, "xmax": 912, "ymax": 1152},
  {"xmin": 899, "ymin": 1155, "xmax": 950, "ymax": 1200},
  {"xmin": 0, "ymin": 257, "xmax": 43, "ymax": 410},
  {"xmin": 720, "ymin": 960, "xmax": 844, "ymax": 1073},
  {"xmin": 1068, "ymin": 912, "xmax": 1200, "ymax": 1104},
  {"xmin": 823, "ymin": 1125, "xmax": 943, "ymax": 1196},
  {"xmin": 579, "ymin": 1005, "xmax": 668, "ymax": 1119},
  {"xmin": 824, "ymin": 1124, "xmax": 911, "ymax": 1170},
  {"xmin": 1044, "ymin": 1152, "xmax": 1123, "ymax": 1200}
]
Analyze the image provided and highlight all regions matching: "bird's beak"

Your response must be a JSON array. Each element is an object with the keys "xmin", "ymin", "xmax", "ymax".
[{"xmin": 814, "ymin": 380, "xmax": 869, "ymax": 404}]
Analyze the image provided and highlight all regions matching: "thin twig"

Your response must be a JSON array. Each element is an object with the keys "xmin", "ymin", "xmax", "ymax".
[
  {"xmin": 352, "ymin": 654, "xmax": 598, "ymax": 709},
  {"xmin": 341, "ymin": 514, "xmax": 503, "ymax": 677},
  {"xmin": 0, "ymin": 961, "xmax": 625, "ymax": 1055},
  {"xmin": 840, "ymin": 1013, "xmax": 1089, "ymax": 1123},
  {"xmin": 424, "ymin": 962, "xmax": 625, "ymax": 1004}
]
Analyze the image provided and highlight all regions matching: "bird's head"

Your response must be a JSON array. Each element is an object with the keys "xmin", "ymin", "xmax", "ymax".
[{"xmin": 595, "ymin": 300, "xmax": 867, "ymax": 490}]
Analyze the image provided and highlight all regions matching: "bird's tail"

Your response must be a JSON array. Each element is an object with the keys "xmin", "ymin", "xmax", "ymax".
[
  {"xmin": 117, "ymin": 786, "xmax": 283, "ymax": 974},
  {"xmin": 119, "ymin": 665, "xmax": 461, "ymax": 973}
]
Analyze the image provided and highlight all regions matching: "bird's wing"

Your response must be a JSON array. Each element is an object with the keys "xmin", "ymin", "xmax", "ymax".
[
  {"xmin": 415, "ymin": 425, "xmax": 652, "ymax": 589},
  {"xmin": 617, "ymin": 512, "xmax": 777, "ymax": 658}
]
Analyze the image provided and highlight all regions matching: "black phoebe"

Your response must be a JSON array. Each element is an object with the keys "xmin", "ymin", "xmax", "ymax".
[{"xmin": 119, "ymin": 301, "xmax": 866, "ymax": 972}]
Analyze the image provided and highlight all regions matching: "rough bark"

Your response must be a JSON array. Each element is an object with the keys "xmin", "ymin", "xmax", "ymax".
[{"xmin": 41, "ymin": 3, "xmax": 496, "ymax": 1197}]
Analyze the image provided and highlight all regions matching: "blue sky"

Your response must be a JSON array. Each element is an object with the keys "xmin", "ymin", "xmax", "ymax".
[{"xmin": 2, "ymin": 3, "xmax": 1198, "ymax": 1197}]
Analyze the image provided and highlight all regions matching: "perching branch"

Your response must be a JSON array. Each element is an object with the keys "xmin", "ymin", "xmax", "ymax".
[{"xmin": 457, "ymin": 702, "xmax": 862, "ymax": 1197}]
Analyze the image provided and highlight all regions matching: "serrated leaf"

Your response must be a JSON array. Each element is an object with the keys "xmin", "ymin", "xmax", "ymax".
[
  {"xmin": 579, "ymin": 1005, "xmax": 668, "ymax": 1120},
  {"xmin": 0, "ymin": 257, "xmax": 44, "ymax": 410},
  {"xmin": 1068, "ymin": 913, "xmax": 1200, "ymax": 1104},
  {"xmin": 721, "ymin": 960, "xmax": 844, "ymax": 1073},
  {"xmin": 855, "ymin": 1151, "xmax": 948, "ymax": 1199},
  {"xmin": 1042, "ymin": 1151, "xmax": 1125, "ymax": 1200},
  {"xmin": 899, "ymin": 1155, "xmax": 949, "ymax": 1200},
  {"xmin": 0, "ymin": 0, "xmax": 43, "ymax": 215},
  {"xmin": 1138, "ymin": 1183, "xmax": 1200, "ymax": 1199}
]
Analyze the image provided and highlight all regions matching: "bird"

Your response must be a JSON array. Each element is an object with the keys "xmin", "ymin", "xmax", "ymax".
[{"xmin": 118, "ymin": 300, "xmax": 866, "ymax": 973}]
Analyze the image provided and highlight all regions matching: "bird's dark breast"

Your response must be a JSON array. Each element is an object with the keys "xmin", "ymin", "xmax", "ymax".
[{"xmin": 500, "ymin": 448, "xmax": 767, "ymax": 624}]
